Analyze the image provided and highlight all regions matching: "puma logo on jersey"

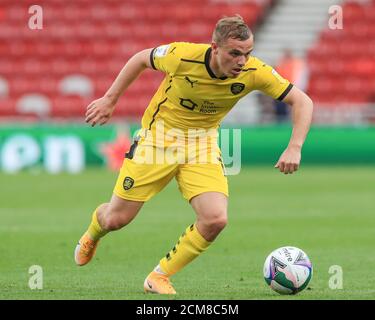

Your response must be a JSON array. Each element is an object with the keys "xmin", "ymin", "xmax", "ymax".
[{"xmin": 184, "ymin": 76, "xmax": 198, "ymax": 88}]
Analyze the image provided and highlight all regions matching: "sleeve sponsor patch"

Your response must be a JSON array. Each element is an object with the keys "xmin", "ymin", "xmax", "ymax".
[{"xmin": 154, "ymin": 45, "xmax": 170, "ymax": 58}]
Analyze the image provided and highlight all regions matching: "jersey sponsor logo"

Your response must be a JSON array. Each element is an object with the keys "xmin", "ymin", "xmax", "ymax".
[
  {"xmin": 199, "ymin": 100, "xmax": 222, "ymax": 114},
  {"xmin": 154, "ymin": 45, "xmax": 170, "ymax": 58},
  {"xmin": 123, "ymin": 176, "xmax": 134, "ymax": 190},
  {"xmin": 271, "ymin": 69, "xmax": 287, "ymax": 84},
  {"xmin": 231, "ymin": 83, "xmax": 245, "ymax": 95},
  {"xmin": 179, "ymin": 98, "xmax": 197, "ymax": 110}
]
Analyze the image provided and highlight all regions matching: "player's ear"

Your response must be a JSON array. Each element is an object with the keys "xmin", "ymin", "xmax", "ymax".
[{"xmin": 211, "ymin": 42, "xmax": 219, "ymax": 54}]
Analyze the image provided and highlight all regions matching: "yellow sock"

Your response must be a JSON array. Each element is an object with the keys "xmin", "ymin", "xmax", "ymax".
[
  {"xmin": 159, "ymin": 223, "xmax": 211, "ymax": 276},
  {"xmin": 87, "ymin": 208, "xmax": 108, "ymax": 241}
]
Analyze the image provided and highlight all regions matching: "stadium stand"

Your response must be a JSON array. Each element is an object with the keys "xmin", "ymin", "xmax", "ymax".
[
  {"xmin": 0, "ymin": 0, "xmax": 272, "ymax": 120},
  {"xmin": 307, "ymin": 0, "xmax": 375, "ymax": 104}
]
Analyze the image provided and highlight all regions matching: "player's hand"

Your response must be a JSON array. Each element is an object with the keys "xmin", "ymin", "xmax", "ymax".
[
  {"xmin": 85, "ymin": 96, "xmax": 116, "ymax": 127},
  {"xmin": 274, "ymin": 146, "xmax": 301, "ymax": 174}
]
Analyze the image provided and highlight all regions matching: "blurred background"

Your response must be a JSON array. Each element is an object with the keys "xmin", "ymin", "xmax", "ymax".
[{"xmin": 0, "ymin": 0, "xmax": 374, "ymax": 173}]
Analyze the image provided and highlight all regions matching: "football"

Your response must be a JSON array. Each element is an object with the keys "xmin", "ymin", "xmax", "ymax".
[{"xmin": 263, "ymin": 246, "xmax": 313, "ymax": 295}]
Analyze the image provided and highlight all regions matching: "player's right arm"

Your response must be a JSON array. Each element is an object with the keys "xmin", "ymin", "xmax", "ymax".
[{"xmin": 85, "ymin": 48, "xmax": 154, "ymax": 127}]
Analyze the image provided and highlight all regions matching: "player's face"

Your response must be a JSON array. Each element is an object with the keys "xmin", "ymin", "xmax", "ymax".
[{"xmin": 213, "ymin": 37, "xmax": 254, "ymax": 78}]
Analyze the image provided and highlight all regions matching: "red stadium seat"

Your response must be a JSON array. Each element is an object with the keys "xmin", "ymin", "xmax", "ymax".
[
  {"xmin": 0, "ymin": 0, "xmax": 270, "ymax": 119},
  {"xmin": 0, "ymin": 99, "xmax": 17, "ymax": 116},
  {"xmin": 51, "ymin": 96, "xmax": 90, "ymax": 118},
  {"xmin": 307, "ymin": 0, "xmax": 375, "ymax": 104}
]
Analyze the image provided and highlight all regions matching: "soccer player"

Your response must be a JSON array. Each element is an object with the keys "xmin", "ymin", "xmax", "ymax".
[{"xmin": 75, "ymin": 15, "xmax": 313, "ymax": 294}]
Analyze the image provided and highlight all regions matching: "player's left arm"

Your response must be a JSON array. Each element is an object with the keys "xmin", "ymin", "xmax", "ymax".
[{"xmin": 275, "ymin": 86, "xmax": 314, "ymax": 174}]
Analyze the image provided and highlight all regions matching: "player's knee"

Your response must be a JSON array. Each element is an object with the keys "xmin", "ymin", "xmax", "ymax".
[
  {"xmin": 102, "ymin": 217, "xmax": 123, "ymax": 231},
  {"xmin": 101, "ymin": 211, "xmax": 130, "ymax": 231},
  {"xmin": 204, "ymin": 212, "xmax": 228, "ymax": 232},
  {"xmin": 212, "ymin": 216, "xmax": 228, "ymax": 232}
]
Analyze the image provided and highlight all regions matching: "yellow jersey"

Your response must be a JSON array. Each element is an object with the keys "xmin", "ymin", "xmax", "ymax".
[{"xmin": 141, "ymin": 42, "xmax": 292, "ymax": 137}]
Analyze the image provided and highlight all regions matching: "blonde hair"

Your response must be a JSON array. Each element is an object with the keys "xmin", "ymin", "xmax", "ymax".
[{"xmin": 212, "ymin": 15, "xmax": 252, "ymax": 46}]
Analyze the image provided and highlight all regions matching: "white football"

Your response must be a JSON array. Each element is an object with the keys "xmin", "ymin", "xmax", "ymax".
[{"xmin": 263, "ymin": 246, "xmax": 313, "ymax": 295}]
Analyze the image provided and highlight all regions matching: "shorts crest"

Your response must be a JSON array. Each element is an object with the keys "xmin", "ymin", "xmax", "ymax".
[{"xmin": 123, "ymin": 176, "xmax": 134, "ymax": 190}]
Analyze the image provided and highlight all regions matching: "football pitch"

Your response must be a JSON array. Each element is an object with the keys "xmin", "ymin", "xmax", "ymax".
[{"xmin": 1, "ymin": 166, "xmax": 374, "ymax": 300}]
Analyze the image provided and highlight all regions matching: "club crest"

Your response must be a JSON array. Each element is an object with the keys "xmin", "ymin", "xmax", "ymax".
[
  {"xmin": 123, "ymin": 176, "xmax": 134, "ymax": 190},
  {"xmin": 231, "ymin": 83, "xmax": 245, "ymax": 95}
]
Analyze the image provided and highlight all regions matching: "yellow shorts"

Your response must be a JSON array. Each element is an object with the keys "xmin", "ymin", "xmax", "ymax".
[{"xmin": 113, "ymin": 140, "xmax": 228, "ymax": 202}]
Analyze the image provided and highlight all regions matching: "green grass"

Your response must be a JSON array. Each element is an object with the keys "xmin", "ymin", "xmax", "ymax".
[{"xmin": 0, "ymin": 166, "xmax": 374, "ymax": 300}]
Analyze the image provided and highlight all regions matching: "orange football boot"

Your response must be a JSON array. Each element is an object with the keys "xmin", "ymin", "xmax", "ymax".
[
  {"xmin": 74, "ymin": 232, "xmax": 99, "ymax": 266},
  {"xmin": 144, "ymin": 271, "xmax": 176, "ymax": 294}
]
